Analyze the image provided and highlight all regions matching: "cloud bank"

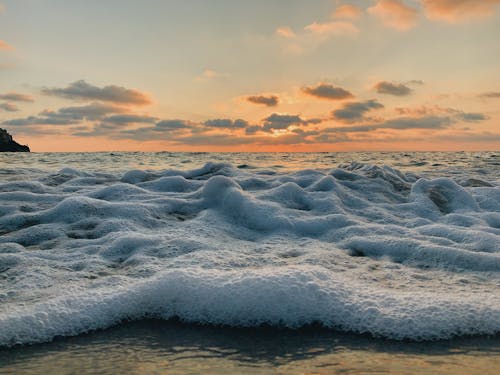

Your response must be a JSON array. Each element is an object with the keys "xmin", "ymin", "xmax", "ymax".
[{"xmin": 42, "ymin": 80, "xmax": 152, "ymax": 105}]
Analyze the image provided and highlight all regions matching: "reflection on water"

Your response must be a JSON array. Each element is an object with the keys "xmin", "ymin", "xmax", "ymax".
[{"xmin": 0, "ymin": 320, "xmax": 498, "ymax": 375}]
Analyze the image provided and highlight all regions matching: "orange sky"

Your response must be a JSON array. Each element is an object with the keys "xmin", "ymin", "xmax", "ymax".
[{"xmin": 1, "ymin": 0, "xmax": 499, "ymax": 152}]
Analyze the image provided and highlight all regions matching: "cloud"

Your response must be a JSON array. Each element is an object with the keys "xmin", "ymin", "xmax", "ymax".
[
  {"xmin": 155, "ymin": 120, "xmax": 193, "ymax": 130},
  {"xmin": 479, "ymin": 91, "xmax": 500, "ymax": 98},
  {"xmin": 332, "ymin": 100, "xmax": 384, "ymax": 123},
  {"xmin": 262, "ymin": 113, "xmax": 322, "ymax": 132},
  {"xmin": 195, "ymin": 69, "xmax": 230, "ymax": 82},
  {"xmin": 102, "ymin": 114, "xmax": 157, "ymax": 124},
  {"xmin": 395, "ymin": 105, "xmax": 457, "ymax": 116},
  {"xmin": 0, "ymin": 40, "xmax": 13, "ymax": 51},
  {"xmin": 332, "ymin": 4, "xmax": 362, "ymax": 19},
  {"xmin": 374, "ymin": 81, "xmax": 413, "ymax": 96},
  {"xmin": 77, "ymin": 119, "xmax": 193, "ymax": 139},
  {"xmin": 394, "ymin": 105, "xmax": 489, "ymax": 123},
  {"xmin": 422, "ymin": 0, "xmax": 500, "ymax": 22},
  {"xmin": 457, "ymin": 112, "xmax": 490, "ymax": 122},
  {"xmin": 2, "ymin": 102, "xmax": 130, "ymax": 126},
  {"xmin": 327, "ymin": 115, "xmax": 454, "ymax": 132},
  {"xmin": 245, "ymin": 125, "xmax": 262, "ymax": 135},
  {"xmin": 302, "ymin": 83, "xmax": 354, "ymax": 100},
  {"xmin": 56, "ymin": 102, "xmax": 128, "ymax": 121},
  {"xmin": 0, "ymin": 102, "xmax": 18, "ymax": 112},
  {"xmin": 204, "ymin": 118, "xmax": 249, "ymax": 129},
  {"xmin": 275, "ymin": 26, "xmax": 296, "ymax": 38},
  {"xmin": 304, "ymin": 21, "xmax": 359, "ymax": 36},
  {"xmin": 42, "ymin": 80, "xmax": 152, "ymax": 105},
  {"xmin": 246, "ymin": 95, "xmax": 279, "ymax": 107},
  {"xmin": 3, "ymin": 115, "xmax": 78, "ymax": 126},
  {"xmin": 0, "ymin": 92, "xmax": 34, "ymax": 102},
  {"xmin": 368, "ymin": 0, "xmax": 419, "ymax": 30}
]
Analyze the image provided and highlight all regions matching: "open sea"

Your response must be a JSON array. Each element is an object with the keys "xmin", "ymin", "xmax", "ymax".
[{"xmin": 0, "ymin": 152, "xmax": 499, "ymax": 374}]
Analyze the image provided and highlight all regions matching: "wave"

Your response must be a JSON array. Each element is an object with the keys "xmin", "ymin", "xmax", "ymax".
[{"xmin": 0, "ymin": 162, "xmax": 499, "ymax": 346}]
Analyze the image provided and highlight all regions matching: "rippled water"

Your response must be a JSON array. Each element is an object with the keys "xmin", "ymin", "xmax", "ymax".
[{"xmin": 1, "ymin": 151, "xmax": 499, "ymax": 179}]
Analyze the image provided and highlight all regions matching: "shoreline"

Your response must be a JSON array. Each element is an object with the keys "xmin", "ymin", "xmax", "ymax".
[{"xmin": 1, "ymin": 320, "xmax": 499, "ymax": 374}]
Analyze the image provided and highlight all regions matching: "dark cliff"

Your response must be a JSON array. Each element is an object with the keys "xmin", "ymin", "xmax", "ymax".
[{"xmin": 0, "ymin": 128, "xmax": 30, "ymax": 152}]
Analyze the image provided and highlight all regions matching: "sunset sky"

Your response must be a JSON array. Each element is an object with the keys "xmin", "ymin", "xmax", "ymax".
[{"xmin": 1, "ymin": 0, "xmax": 499, "ymax": 152}]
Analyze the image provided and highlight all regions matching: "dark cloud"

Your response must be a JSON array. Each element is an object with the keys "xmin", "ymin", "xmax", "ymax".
[
  {"xmin": 374, "ymin": 81, "xmax": 412, "ymax": 96},
  {"xmin": 155, "ymin": 120, "xmax": 193, "ymax": 130},
  {"xmin": 57, "ymin": 102, "xmax": 128, "ymax": 121},
  {"xmin": 103, "ymin": 114, "xmax": 157, "ymax": 124},
  {"xmin": 332, "ymin": 100, "xmax": 384, "ymax": 123},
  {"xmin": 479, "ymin": 92, "xmax": 500, "ymax": 98},
  {"xmin": 204, "ymin": 118, "xmax": 249, "ymax": 129},
  {"xmin": 245, "ymin": 125, "xmax": 263, "ymax": 135},
  {"xmin": 246, "ymin": 95, "xmax": 279, "ymax": 107},
  {"xmin": 0, "ymin": 92, "xmax": 34, "ymax": 102},
  {"xmin": 2, "ymin": 115, "xmax": 78, "ymax": 126},
  {"xmin": 0, "ymin": 102, "xmax": 19, "ymax": 112},
  {"xmin": 458, "ymin": 112, "xmax": 489, "ymax": 122},
  {"xmin": 1, "ymin": 102, "xmax": 129, "ymax": 126},
  {"xmin": 42, "ymin": 80, "xmax": 152, "ymax": 105},
  {"xmin": 326, "ymin": 115, "xmax": 454, "ymax": 133},
  {"xmin": 262, "ymin": 113, "xmax": 322, "ymax": 132},
  {"xmin": 302, "ymin": 83, "xmax": 353, "ymax": 100}
]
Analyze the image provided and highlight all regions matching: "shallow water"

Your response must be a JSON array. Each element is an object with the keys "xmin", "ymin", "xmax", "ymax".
[
  {"xmin": 0, "ymin": 152, "xmax": 499, "ymax": 350},
  {"xmin": 0, "ymin": 320, "xmax": 498, "ymax": 375}
]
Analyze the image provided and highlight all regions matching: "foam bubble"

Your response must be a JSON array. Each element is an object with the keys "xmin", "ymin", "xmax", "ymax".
[{"xmin": 0, "ymin": 162, "xmax": 498, "ymax": 346}]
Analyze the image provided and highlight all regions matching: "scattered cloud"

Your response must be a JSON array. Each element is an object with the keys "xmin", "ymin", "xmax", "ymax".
[
  {"xmin": 246, "ymin": 94, "xmax": 279, "ymax": 107},
  {"xmin": 0, "ymin": 92, "xmax": 34, "ymax": 102},
  {"xmin": 0, "ymin": 40, "xmax": 13, "ymax": 51},
  {"xmin": 332, "ymin": 100, "xmax": 384, "ymax": 123},
  {"xmin": 368, "ymin": 0, "xmax": 419, "ymax": 30},
  {"xmin": 304, "ymin": 21, "xmax": 359, "ymax": 36},
  {"xmin": 302, "ymin": 83, "xmax": 354, "ymax": 100},
  {"xmin": 374, "ymin": 81, "xmax": 413, "ymax": 96},
  {"xmin": 332, "ymin": 4, "xmax": 362, "ymax": 19},
  {"xmin": 422, "ymin": 0, "xmax": 500, "ymax": 22},
  {"xmin": 42, "ymin": 80, "xmax": 152, "ymax": 105},
  {"xmin": 0, "ymin": 102, "xmax": 18, "ymax": 112}
]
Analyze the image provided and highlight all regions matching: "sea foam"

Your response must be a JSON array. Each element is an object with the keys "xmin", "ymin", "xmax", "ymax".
[{"xmin": 0, "ymin": 162, "xmax": 499, "ymax": 346}]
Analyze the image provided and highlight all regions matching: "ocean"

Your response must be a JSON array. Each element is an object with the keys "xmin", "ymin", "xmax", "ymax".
[{"xmin": 0, "ymin": 152, "xmax": 499, "ymax": 373}]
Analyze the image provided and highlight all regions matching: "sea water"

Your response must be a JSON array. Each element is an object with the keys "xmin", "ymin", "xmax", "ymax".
[{"xmin": 0, "ymin": 152, "xmax": 499, "ymax": 373}]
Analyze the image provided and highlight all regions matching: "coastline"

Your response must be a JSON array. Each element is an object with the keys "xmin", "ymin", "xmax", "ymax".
[{"xmin": 1, "ymin": 320, "xmax": 498, "ymax": 375}]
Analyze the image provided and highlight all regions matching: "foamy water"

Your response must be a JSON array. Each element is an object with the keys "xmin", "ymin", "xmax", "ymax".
[{"xmin": 0, "ymin": 152, "xmax": 499, "ymax": 346}]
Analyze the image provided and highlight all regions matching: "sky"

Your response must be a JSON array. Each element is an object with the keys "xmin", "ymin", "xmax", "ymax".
[{"xmin": 0, "ymin": 0, "xmax": 499, "ymax": 152}]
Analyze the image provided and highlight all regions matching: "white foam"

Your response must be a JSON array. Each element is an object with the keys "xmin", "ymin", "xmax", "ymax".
[{"xmin": 0, "ymin": 162, "xmax": 499, "ymax": 346}]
